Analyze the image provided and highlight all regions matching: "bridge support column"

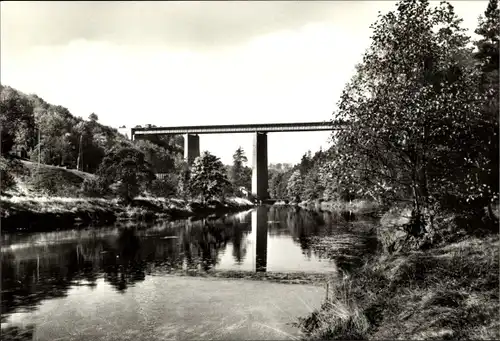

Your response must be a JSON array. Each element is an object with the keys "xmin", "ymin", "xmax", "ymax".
[
  {"xmin": 184, "ymin": 134, "xmax": 200, "ymax": 166},
  {"xmin": 252, "ymin": 132, "xmax": 268, "ymax": 200}
]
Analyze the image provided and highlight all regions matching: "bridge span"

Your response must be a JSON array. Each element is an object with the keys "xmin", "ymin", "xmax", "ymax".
[{"xmin": 131, "ymin": 121, "xmax": 344, "ymax": 199}]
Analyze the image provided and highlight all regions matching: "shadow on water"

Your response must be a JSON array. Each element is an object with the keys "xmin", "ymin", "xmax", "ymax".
[{"xmin": 1, "ymin": 205, "xmax": 378, "ymax": 324}]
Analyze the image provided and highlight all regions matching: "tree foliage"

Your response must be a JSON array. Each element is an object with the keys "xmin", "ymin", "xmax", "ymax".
[
  {"xmin": 229, "ymin": 147, "xmax": 251, "ymax": 195},
  {"xmin": 134, "ymin": 139, "xmax": 178, "ymax": 174},
  {"xmin": 473, "ymin": 0, "xmax": 500, "ymax": 207},
  {"xmin": 0, "ymin": 87, "xmax": 35, "ymax": 155},
  {"xmin": 0, "ymin": 157, "xmax": 17, "ymax": 194},
  {"xmin": 0, "ymin": 85, "xmax": 185, "ymax": 200},
  {"xmin": 263, "ymin": 0, "xmax": 498, "ymax": 233},
  {"xmin": 329, "ymin": 0, "xmax": 491, "ymax": 227},
  {"xmin": 189, "ymin": 151, "xmax": 231, "ymax": 202},
  {"xmin": 97, "ymin": 144, "xmax": 155, "ymax": 202},
  {"xmin": 149, "ymin": 174, "xmax": 178, "ymax": 198},
  {"xmin": 287, "ymin": 170, "xmax": 304, "ymax": 201}
]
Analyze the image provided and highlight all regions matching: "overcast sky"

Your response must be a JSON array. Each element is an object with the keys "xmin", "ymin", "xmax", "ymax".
[{"xmin": 0, "ymin": 1, "xmax": 488, "ymax": 165}]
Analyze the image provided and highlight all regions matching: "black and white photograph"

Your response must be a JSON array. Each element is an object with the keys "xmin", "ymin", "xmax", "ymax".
[{"xmin": 0, "ymin": 1, "xmax": 499, "ymax": 340}]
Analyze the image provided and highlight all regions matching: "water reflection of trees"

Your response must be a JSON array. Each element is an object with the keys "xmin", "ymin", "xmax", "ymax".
[
  {"xmin": 102, "ymin": 228, "xmax": 146, "ymax": 293},
  {"xmin": 180, "ymin": 216, "xmax": 252, "ymax": 271},
  {"xmin": 264, "ymin": 206, "xmax": 325, "ymax": 258},
  {"xmin": 1, "ymin": 241, "xmax": 104, "ymax": 323},
  {"xmin": 1, "ymin": 207, "xmax": 379, "ymax": 325},
  {"xmin": 1, "ymin": 212, "xmax": 255, "ymax": 322},
  {"xmin": 264, "ymin": 206, "xmax": 379, "ymax": 272}
]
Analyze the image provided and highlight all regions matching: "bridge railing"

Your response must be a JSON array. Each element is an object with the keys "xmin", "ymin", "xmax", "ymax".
[{"xmin": 131, "ymin": 120, "xmax": 347, "ymax": 136}]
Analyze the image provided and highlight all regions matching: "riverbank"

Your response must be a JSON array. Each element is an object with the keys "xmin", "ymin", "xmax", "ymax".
[
  {"xmin": 273, "ymin": 199, "xmax": 382, "ymax": 217},
  {"xmin": 148, "ymin": 268, "xmax": 333, "ymax": 286},
  {"xmin": 0, "ymin": 195, "xmax": 254, "ymax": 232},
  {"xmin": 297, "ymin": 208, "xmax": 500, "ymax": 340}
]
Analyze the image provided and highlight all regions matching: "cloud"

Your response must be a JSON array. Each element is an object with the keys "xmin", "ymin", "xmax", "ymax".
[
  {"xmin": 0, "ymin": 0, "xmax": 488, "ymax": 164},
  {"xmin": 1, "ymin": 1, "xmax": 386, "ymax": 55}
]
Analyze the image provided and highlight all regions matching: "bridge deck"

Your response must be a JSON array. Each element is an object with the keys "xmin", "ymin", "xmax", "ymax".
[{"xmin": 132, "ymin": 121, "xmax": 344, "ymax": 136}]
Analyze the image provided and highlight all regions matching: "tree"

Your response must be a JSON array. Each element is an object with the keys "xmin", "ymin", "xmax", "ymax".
[
  {"xmin": 97, "ymin": 144, "xmax": 155, "ymax": 202},
  {"xmin": 287, "ymin": 169, "xmax": 304, "ymax": 201},
  {"xmin": 229, "ymin": 147, "xmax": 251, "ymax": 193},
  {"xmin": 30, "ymin": 108, "xmax": 76, "ymax": 167},
  {"xmin": 299, "ymin": 151, "xmax": 313, "ymax": 176},
  {"xmin": 0, "ymin": 86, "xmax": 36, "ymax": 156},
  {"xmin": 303, "ymin": 166, "xmax": 326, "ymax": 201},
  {"xmin": 332, "ymin": 0, "xmax": 487, "ymax": 230},
  {"xmin": 73, "ymin": 120, "xmax": 106, "ymax": 173},
  {"xmin": 473, "ymin": 0, "xmax": 500, "ymax": 211},
  {"xmin": 134, "ymin": 139, "xmax": 176, "ymax": 174},
  {"xmin": 88, "ymin": 113, "xmax": 98, "ymax": 122},
  {"xmin": 189, "ymin": 151, "xmax": 231, "ymax": 202},
  {"xmin": 149, "ymin": 174, "xmax": 178, "ymax": 198},
  {"xmin": 268, "ymin": 170, "xmax": 281, "ymax": 199}
]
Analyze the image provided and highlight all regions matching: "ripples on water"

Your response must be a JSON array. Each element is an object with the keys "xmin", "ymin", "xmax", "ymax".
[{"xmin": 1, "ymin": 205, "xmax": 378, "ymax": 338}]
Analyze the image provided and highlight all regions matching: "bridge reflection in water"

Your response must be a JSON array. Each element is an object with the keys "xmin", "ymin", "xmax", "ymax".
[{"xmin": 253, "ymin": 206, "xmax": 269, "ymax": 272}]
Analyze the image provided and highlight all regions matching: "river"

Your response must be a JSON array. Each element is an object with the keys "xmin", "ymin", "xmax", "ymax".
[{"xmin": 1, "ymin": 205, "xmax": 378, "ymax": 340}]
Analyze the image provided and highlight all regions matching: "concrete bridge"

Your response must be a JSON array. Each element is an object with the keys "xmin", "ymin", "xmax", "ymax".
[{"xmin": 131, "ymin": 121, "xmax": 344, "ymax": 199}]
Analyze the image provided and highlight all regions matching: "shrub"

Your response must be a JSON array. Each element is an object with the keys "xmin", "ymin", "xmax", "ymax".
[
  {"xmin": 149, "ymin": 174, "xmax": 178, "ymax": 198},
  {"xmin": 0, "ymin": 157, "xmax": 23, "ymax": 194},
  {"xmin": 81, "ymin": 177, "xmax": 109, "ymax": 197},
  {"xmin": 0, "ymin": 168, "xmax": 15, "ymax": 193},
  {"xmin": 29, "ymin": 169, "xmax": 60, "ymax": 195}
]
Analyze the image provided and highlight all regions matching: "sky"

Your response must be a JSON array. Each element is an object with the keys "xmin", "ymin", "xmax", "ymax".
[{"xmin": 0, "ymin": 1, "xmax": 488, "ymax": 165}]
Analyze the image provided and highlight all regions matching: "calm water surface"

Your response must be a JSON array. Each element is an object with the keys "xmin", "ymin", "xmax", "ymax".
[{"xmin": 1, "ymin": 206, "xmax": 377, "ymax": 340}]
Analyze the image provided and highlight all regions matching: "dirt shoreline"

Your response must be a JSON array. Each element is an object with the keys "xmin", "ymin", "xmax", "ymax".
[{"xmin": 149, "ymin": 269, "xmax": 335, "ymax": 286}]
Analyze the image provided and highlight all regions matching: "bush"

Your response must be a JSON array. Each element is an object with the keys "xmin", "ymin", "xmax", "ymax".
[
  {"xmin": 29, "ymin": 169, "xmax": 60, "ymax": 195},
  {"xmin": 149, "ymin": 175, "xmax": 178, "ymax": 198},
  {"xmin": 0, "ymin": 157, "xmax": 23, "ymax": 194},
  {"xmin": 81, "ymin": 177, "xmax": 109, "ymax": 197},
  {"xmin": 0, "ymin": 168, "xmax": 15, "ymax": 193}
]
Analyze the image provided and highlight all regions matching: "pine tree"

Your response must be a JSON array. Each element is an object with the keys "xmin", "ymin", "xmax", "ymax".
[{"xmin": 230, "ymin": 147, "xmax": 250, "ymax": 192}]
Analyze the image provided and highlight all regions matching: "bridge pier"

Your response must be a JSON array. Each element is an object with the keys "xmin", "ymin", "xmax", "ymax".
[
  {"xmin": 184, "ymin": 134, "xmax": 200, "ymax": 166},
  {"xmin": 252, "ymin": 132, "xmax": 268, "ymax": 200}
]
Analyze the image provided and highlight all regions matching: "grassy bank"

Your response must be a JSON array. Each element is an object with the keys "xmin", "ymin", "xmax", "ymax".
[
  {"xmin": 296, "ymin": 211, "xmax": 499, "ymax": 340},
  {"xmin": 0, "ymin": 195, "xmax": 254, "ymax": 232}
]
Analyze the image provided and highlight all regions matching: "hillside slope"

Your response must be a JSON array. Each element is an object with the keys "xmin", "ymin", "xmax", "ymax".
[{"xmin": 4, "ymin": 158, "xmax": 95, "ymax": 197}]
